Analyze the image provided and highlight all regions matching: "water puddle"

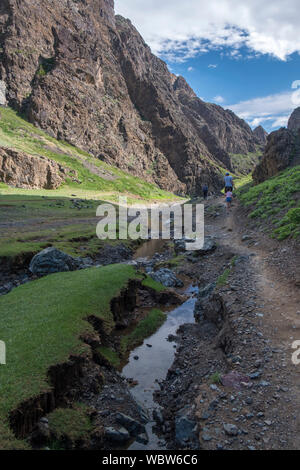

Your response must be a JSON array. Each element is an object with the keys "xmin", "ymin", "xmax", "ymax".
[
  {"xmin": 121, "ymin": 285, "xmax": 198, "ymax": 450},
  {"xmin": 134, "ymin": 239, "xmax": 166, "ymax": 259}
]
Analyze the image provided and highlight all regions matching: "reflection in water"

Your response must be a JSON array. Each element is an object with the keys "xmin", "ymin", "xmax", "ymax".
[
  {"xmin": 122, "ymin": 289, "xmax": 197, "ymax": 450},
  {"xmin": 134, "ymin": 239, "xmax": 166, "ymax": 259}
]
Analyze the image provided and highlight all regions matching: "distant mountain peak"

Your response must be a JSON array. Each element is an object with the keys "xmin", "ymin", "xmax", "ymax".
[{"xmin": 253, "ymin": 125, "xmax": 268, "ymax": 145}]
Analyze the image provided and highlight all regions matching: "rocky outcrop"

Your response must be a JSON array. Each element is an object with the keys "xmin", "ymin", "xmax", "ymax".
[
  {"xmin": 288, "ymin": 107, "xmax": 300, "ymax": 132},
  {"xmin": 253, "ymin": 125, "xmax": 268, "ymax": 146},
  {"xmin": 0, "ymin": 0, "xmax": 259, "ymax": 194},
  {"xmin": 253, "ymin": 109, "xmax": 300, "ymax": 184},
  {"xmin": 0, "ymin": 80, "xmax": 6, "ymax": 105},
  {"xmin": 0, "ymin": 147, "xmax": 66, "ymax": 188}
]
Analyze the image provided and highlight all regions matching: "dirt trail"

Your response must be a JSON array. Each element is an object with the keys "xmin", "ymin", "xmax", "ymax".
[
  {"xmin": 217, "ymin": 198, "xmax": 300, "ymax": 448},
  {"xmin": 157, "ymin": 195, "xmax": 300, "ymax": 450}
]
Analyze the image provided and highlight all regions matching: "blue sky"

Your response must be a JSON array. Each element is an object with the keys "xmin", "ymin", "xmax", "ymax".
[{"xmin": 115, "ymin": 0, "xmax": 300, "ymax": 133}]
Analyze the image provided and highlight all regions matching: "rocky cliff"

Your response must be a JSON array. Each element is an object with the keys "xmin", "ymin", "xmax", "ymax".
[
  {"xmin": 0, "ymin": 0, "xmax": 260, "ymax": 195},
  {"xmin": 0, "ymin": 147, "xmax": 67, "ymax": 189},
  {"xmin": 253, "ymin": 109, "xmax": 300, "ymax": 184},
  {"xmin": 253, "ymin": 125, "xmax": 268, "ymax": 146},
  {"xmin": 288, "ymin": 107, "xmax": 300, "ymax": 132}
]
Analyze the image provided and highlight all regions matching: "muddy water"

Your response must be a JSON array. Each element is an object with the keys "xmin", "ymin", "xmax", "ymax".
[
  {"xmin": 134, "ymin": 239, "xmax": 166, "ymax": 259},
  {"xmin": 121, "ymin": 285, "xmax": 198, "ymax": 450}
]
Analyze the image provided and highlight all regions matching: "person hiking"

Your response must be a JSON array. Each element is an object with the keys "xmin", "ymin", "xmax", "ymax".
[
  {"xmin": 225, "ymin": 189, "xmax": 233, "ymax": 212},
  {"xmin": 224, "ymin": 172, "xmax": 234, "ymax": 192},
  {"xmin": 202, "ymin": 184, "xmax": 208, "ymax": 200}
]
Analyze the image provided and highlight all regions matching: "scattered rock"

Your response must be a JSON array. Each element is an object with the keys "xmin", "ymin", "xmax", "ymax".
[
  {"xmin": 115, "ymin": 412, "xmax": 145, "ymax": 436},
  {"xmin": 149, "ymin": 268, "xmax": 183, "ymax": 288},
  {"xmin": 223, "ymin": 423, "xmax": 239, "ymax": 437},
  {"xmin": 175, "ymin": 409, "xmax": 198, "ymax": 447},
  {"xmin": 153, "ymin": 409, "xmax": 164, "ymax": 425},
  {"xmin": 135, "ymin": 433, "xmax": 149, "ymax": 445},
  {"xmin": 221, "ymin": 371, "xmax": 251, "ymax": 390},
  {"xmin": 105, "ymin": 426, "xmax": 130, "ymax": 444}
]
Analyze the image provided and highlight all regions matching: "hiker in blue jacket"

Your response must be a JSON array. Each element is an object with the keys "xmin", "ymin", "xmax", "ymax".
[{"xmin": 224, "ymin": 172, "xmax": 234, "ymax": 192}]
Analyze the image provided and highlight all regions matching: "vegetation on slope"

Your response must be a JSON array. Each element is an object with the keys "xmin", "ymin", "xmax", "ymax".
[
  {"xmin": 230, "ymin": 149, "xmax": 262, "ymax": 176},
  {"xmin": 0, "ymin": 107, "xmax": 178, "ymax": 202},
  {"xmin": 0, "ymin": 264, "xmax": 140, "ymax": 449},
  {"xmin": 237, "ymin": 166, "xmax": 300, "ymax": 240}
]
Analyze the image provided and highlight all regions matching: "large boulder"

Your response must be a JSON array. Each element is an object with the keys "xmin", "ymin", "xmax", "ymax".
[
  {"xmin": 115, "ymin": 412, "xmax": 146, "ymax": 437},
  {"xmin": 29, "ymin": 247, "xmax": 82, "ymax": 276}
]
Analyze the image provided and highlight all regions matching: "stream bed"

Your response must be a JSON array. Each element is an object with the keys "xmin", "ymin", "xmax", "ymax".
[{"xmin": 121, "ymin": 285, "xmax": 198, "ymax": 450}]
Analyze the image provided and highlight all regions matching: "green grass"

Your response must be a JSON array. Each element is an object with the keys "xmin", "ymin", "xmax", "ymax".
[
  {"xmin": 120, "ymin": 309, "xmax": 166, "ymax": 355},
  {"xmin": 47, "ymin": 404, "xmax": 92, "ymax": 444},
  {"xmin": 156, "ymin": 254, "xmax": 185, "ymax": 269},
  {"xmin": 0, "ymin": 107, "xmax": 179, "ymax": 202},
  {"xmin": 209, "ymin": 372, "xmax": 222, "ymax": 384},
  {"xmin": 273, "ymin": 207, "xmax": 300, "ymax": 240},
  {"xmin": 237, "ymin": 166, "xmax": 300, "ymax": 240},
  {"xmin": 141, "ymin": 276, "xmax": 166, "ymax": 292},
  {"xmin": 96, "ymin": 346, "xmax": 121, "ymax": 368},
  {"xmin": 216, "ymin": 268, "xmax": 231, "ymax": 287},
  {"xmin": 0, "ymin": 193, "xmax": 141, "ymax": 260},
  {"xmin": 0, "ymin": 264, "xmax": 139, "ymax": 449}
]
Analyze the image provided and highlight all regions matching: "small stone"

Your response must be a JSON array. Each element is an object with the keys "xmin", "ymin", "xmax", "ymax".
[
  {"xmin": 136, "ymin": 433, "xmax": 149, "ymax": 445},
  {"xmin": 223, "ymin": 423, "xmax": 239, "ymax": 436},
  {"xmin": 105, "ymin": 427, "xmax": 130, "ymax": 443}
]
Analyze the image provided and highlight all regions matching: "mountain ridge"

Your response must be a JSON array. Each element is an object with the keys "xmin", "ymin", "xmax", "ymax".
[{"xmin": 0, "ymin": 0, "xmax": 261, "ymax": 195}]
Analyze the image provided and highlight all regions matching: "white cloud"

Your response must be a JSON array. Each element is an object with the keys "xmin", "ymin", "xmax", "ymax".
[
  {"xmin": 187, "ymin": 66, "xmax": 194, "ymax": 72},
  {"xmin": 213, "ymin": 95, "xmax": 225, "ymax": 103},
  {"xmin": 228, "ymin": 90, "xmax": 295, "ymax": 129},
  {"xmin": 208, "ymin": 64, "xmax": 218, "ymax": 68},
  {"xmin": 115, "ymin": 0, "xmax": 300, "ymax": 62},
  {"xmin": 271, "ymin": 116, "xmax": 290, "ymax": 128}
]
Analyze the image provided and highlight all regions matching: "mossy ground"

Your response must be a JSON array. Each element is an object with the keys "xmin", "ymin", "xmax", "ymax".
[
  {"xmin": 47, "ymin": 404, "xmax": 93, "ymax": 445},
  {"xmin": 237, "ymin": 166, "xmax": 300, "ymax": 240},
  {"xmin": 141, "ymin": 276, "xmax": 166, "ymax": 292},
  {"xmin": 0, "ymin": 264, "xmax": 140, "ymax": 449}
]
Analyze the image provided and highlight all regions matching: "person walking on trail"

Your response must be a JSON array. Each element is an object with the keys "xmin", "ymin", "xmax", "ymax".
[
  {"xmin": 202, "ymin": 184, "xmax": 208, "ymax": 200},
  {"xmin": 225, "ymin": 189, "xmax": 233, "ymax": 212},
  {"xmin": 224, "ymin": 172, "xmax": 234, "ymax": 192}
]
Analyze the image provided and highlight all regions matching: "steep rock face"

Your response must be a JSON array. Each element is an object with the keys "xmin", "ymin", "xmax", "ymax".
[
  {"xmin": 288, "ymin": 107, "xmax": 300, "ymax": 132},
  {"xmin": 0, "ymin": 0, "xmax": 259, "ymax": 194},
  {"xmin": 253, "ymin": 127, "xmax": 299, "ymax": 184},
  {"xmin": 0, "ymin": 147, "xmax": 66, "ymax": 188},
  {"xmin": 253, "ymin": 125, "xmax": 268, "ymax": 146},
  {"xmin": 253, "ymin": 108, "xmax": 300, "ymax": 184}
]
